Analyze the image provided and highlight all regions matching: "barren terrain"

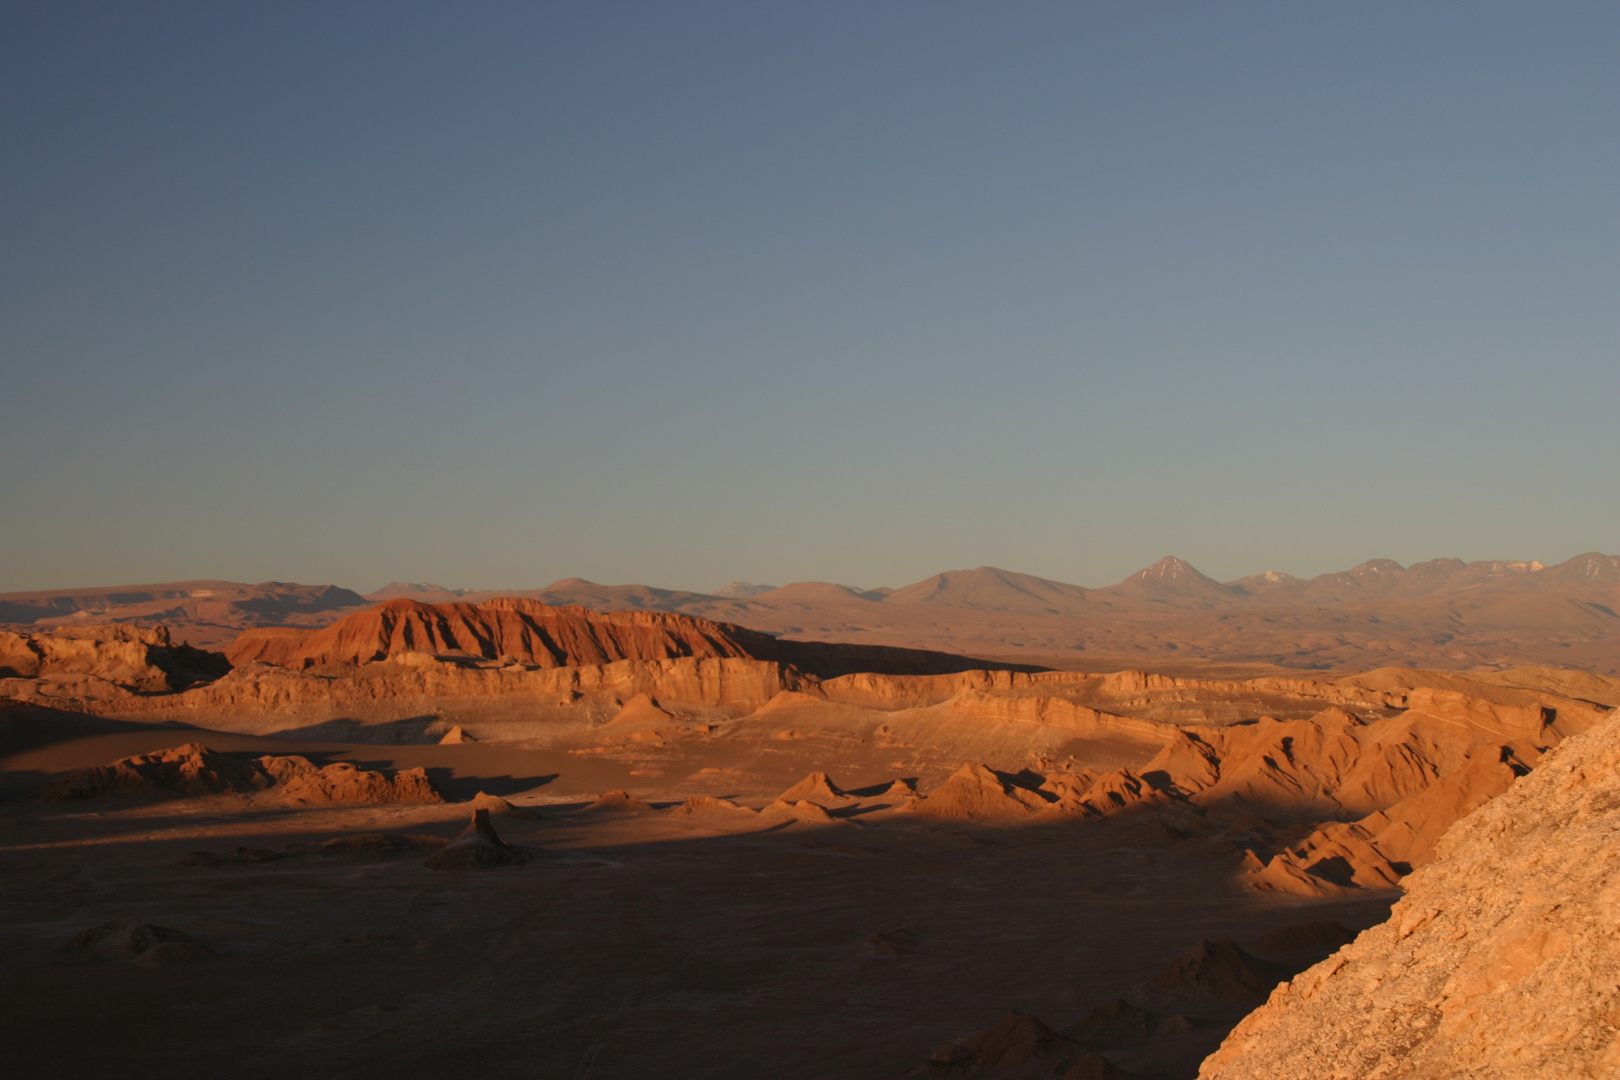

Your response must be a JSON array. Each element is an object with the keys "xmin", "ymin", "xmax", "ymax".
[
  {"xmin": 2, "ymin": 597, "xmax": 1616, "ymax": 1078},
  {"xmin": 6, "ymin": 552, "xmax": 1617, "ymax": 673}
]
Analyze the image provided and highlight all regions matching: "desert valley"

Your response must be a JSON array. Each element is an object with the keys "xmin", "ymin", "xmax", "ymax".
[
  {"xmin": 6, "ymin": 6, "xmax": 1616, "ymax": 1076},
  {"xmin": 3, "ymin": 556, "xmax": 1618, "ymax": 1078}
]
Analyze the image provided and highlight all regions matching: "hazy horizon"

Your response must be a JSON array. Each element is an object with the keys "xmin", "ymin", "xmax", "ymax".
[
  {"xmin": 5, "ymin": 547, "xmax": 1614, "ymax": 603},
  {"xmin": 3, "ymin": 2, "xmax": 1615, "ymax": 594}
]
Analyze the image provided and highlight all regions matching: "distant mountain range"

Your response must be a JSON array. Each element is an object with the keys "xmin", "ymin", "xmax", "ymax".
[
  {"xmin": 3, "ymin": 553, "xmax": 1617, "ymax": 674},
  {"xmin": 368, "ymin": 552, "xmax": 1620, "ymax": 623},
  {"xmin": 0, "ymin": 580, "xmax": 365, "ymax": 634}
]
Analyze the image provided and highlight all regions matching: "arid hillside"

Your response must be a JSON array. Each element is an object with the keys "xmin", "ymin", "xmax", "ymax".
[
  {"xmin": 1198, "ymin": 703, "xmax": 1620, "ymax": 1079},
  {"xmin": 371, "ymin": 553, "xmax": 1620, "ymax": 674},
  {"xmin": 1, "ymin": 607, "xmax": 1616, "ymax": 1079},
  {"xmin": 6, "ymin": 553, "xmax": 1617, "ymax": 672},
  {"xmin": 0, "ymin": 580, "xmax": 368, "ymax": 648},
  {"xmin": 6, "ymin": 610, "xmax": 1614, "ymax": 907}
]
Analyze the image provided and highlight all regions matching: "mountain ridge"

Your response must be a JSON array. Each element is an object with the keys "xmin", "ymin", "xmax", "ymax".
[{"xmin": 6, "ymin": 552, "xmax": 1618, "ymax": 673}]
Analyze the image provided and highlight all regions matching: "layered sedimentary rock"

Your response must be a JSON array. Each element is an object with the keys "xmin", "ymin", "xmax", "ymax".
[
  {"xmin": 882, "ymin": 679, "xmax": 1609, "ymax": 897},
  {"xmin": 1184, "ymin": 688, "xmax": 1603, "ymax": 896},
  {"xmin": 1197, "ymin": 707, "xmax": 1620, "ymax": 1080},
  {"xmin": 224, "ymin": 597, "xmax": 1008, "ymax": 679},
  {"xmin": 225, "ymin": 597, "xmax": 773, "ymax": 668},
  {"xmin": 0, "ymin": 624, "xmax": 227, "ymax": 692},
  {"xmin": 6, "ymin": 608, "xmax": 1613, "ymax": 905}
]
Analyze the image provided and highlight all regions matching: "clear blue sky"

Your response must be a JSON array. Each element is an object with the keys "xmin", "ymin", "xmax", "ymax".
[{"xmin": 2, "ymin": 2, "xmax": 1615, "ymax": 593}]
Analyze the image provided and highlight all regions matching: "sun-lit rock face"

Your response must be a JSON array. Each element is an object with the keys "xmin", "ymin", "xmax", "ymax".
[
  {"xmin": 1197, "ymin": 706, "xmax": 1620, "ymax": 1080},
  {"xmin": 221, "ymin": 596, "xmax": 1001, "ymax": 680},
  {"xmin": 0, "ymin": 624, "xmax": 227, "ymax": 692},
  {"xmin": 224, "ymin": 596, "xmax": 778, "ymax": 669},
  {"xmin": 34, "ymin": 742, "xmax": 446, "ymax": 806}
]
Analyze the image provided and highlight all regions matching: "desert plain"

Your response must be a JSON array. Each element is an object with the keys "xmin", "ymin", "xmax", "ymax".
[{"xmin": 2, "ymin": 557, "xmax": 1619, "ymax": 1079}]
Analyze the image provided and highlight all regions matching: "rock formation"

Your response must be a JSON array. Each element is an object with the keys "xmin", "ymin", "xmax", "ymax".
[
  {"xmin": 422, "ymin": 809, "xmax": 527, "ymax": 869},
  {"xmin": 68, "ymin": 918, "xmax": 211, "ymax": 965},
  {"xmin": 35, "ymin": 742, "xmax": 273, "ymax": 799},
  {"xmin": 1148, "ymin": 939, "xmax": 1292, "ymax": 1002},
  {"xmin": 0, "ymin": 624, "xmax": 227, "ymax": 692},
  {"xmin": 1197, "ymin": 707, "xmax": 1620, "ymax": 1079},
  {"xmin": 225, "ymin": 597, "xmax": 774, "ymax": 669},
  {"xmin": 582, "ymin": 790, "xmax": 654, "ymax": 813},
  {"xmin": 9, "ymin": 599, "xmax": 1612, "ymax": 910},
  {"xmin": 11, "ymin": 554, "xmax": 1620, "ymax": 672},
  {"xmin": 1132, "ymin": 687, "xmax": 1609, "ymax": 897},
  {"xmin": 763, "ymin": 799, "xmax": 845, "ymax": 825},
  {"xmin": 470, "ymin": 790, "xmax": 539, "ymax": 819},
  {"xmin": 676, "ymin": 795, "xmax": 755, "ymax": 816},
  {"xmin": 777, "ymin": 770, "xmax": 853, "ymax": 804},
  {"xmin": 259, "ymin": 756, "xmax": 444, "ymax": 805},
  {"xmin": 221, "ymin": 596, "xmax": 1007, "ymax": 678},
  {"xmin": 35, "ymin": 743, "xmax": 446, "ymax": 805},
  {"xmin": 907, "ymin": 763, "xmax": 1053, "ymax": 821}
]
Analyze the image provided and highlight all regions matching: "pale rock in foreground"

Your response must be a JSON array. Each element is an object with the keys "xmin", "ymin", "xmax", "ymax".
[{"xmin": 1198, "ymin": 708, "xmax": 1620, "ymax": 1080}]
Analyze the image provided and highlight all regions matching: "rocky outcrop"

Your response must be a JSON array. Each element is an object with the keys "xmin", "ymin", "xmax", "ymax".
[
  {"xmin": 818, "ymin": 668, "xmax": 1408, "ymax": 719},
  {"xmin": 1149, "ymin": 939, "xmax": 1292, "ymax": 1001},
  {"xmin": 1136, "ymin": 689, "xmax": 1610, "ymax": 897},
  {"xmin": 907, "ymin": 764, "xmax": 1053, "ymax": 821},
  {"xmin": 222, "ymin": 597, "xmax": 1017, "ymax": 679},
  {"xmin": 223, "ymin": 626, "xmax": 311, "ymax": 666},
  {"xmin": 68, "ymin": 918, "xmax": 210, "ymax": 965},
  {"xmin": 35, "ymin": 743, "xmax": 446, "ymax": 805},
  {"xmin": 422, "ymin": 809, "xmax": 527, "ymax": 870},
  {"xmin": 778, "ymin": 770, "xmax": 854, "ymax": 804},
  {"xmin": 470, "ymin": 791, "xmax": 538, "ymax": 819},
  {"xmin": 35, "ymin": 742, "xmax": 273, "ymax": 799},
  {"xmin": 582, "ymin": 790, "xmax": 654, "ymax": 813},
  {"xmin": 258, "ymin": 755, "xmax": 445, "ymax": 805},
  {"xmin": 0, "ymin": 624, "xmax": 227, "ymax": 692},
  {"xmin": 1197, "ymin": 707, "xmax": 1620, "ymax": 1080},
  {"xmin": 226, "ymin": 597, "xmax": 775, "ymax": 669},
  {"xmin": 98, "ymin": 655, "xmax": 807, "ymax": 735}
]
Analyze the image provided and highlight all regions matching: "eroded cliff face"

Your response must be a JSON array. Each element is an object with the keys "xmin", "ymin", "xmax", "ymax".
[
  {"xmin": 1198, "ymin": 707, "xmax": 1620, "ymax": 1080},
  {"xmin": 4, "ymin": 618, "xmax": 1614, "ymax": 906},
  {"xmin": 221, "ymin": 596, "xmax": 1004, "ymax": 679},
  {"xmin": 224, "ymin": 597, "xmax": 777, "ymax": 668},
  {"xmin": 117, "ymin": 654, "xmax": 806, "ymax": 739},
  {"xmin": 1180, "ymin": 687, "xmax": 1608, "ymax": 897},
  {"xmin": 0, "ymin": 624, "xmax": 227, "ymax": 693}
]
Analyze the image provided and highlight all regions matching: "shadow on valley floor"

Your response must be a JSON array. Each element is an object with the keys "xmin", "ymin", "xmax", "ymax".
[
  {"xmin": 358, "ymin": 764, "xmax": 558, "ymax": 800},
  {"xmin": 0, "ymin": 794, "xmax": 1398, "ymax": 1080},
  {"xmin": 0, "ymin": 727, "xmax": 641, "ymax": 803},
  {"xmin": 264, "ymin": 716, "xmax": 451, "ymax": 744},
  {"xmin": 0, "ymin": 702, "xmax": 207, "ymax": 756}
]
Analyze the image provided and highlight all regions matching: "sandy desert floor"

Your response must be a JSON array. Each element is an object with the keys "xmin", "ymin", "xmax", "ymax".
[{"xmin": 0, "ymin": 727, "xmax": 1391, "ymax": 1080}]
